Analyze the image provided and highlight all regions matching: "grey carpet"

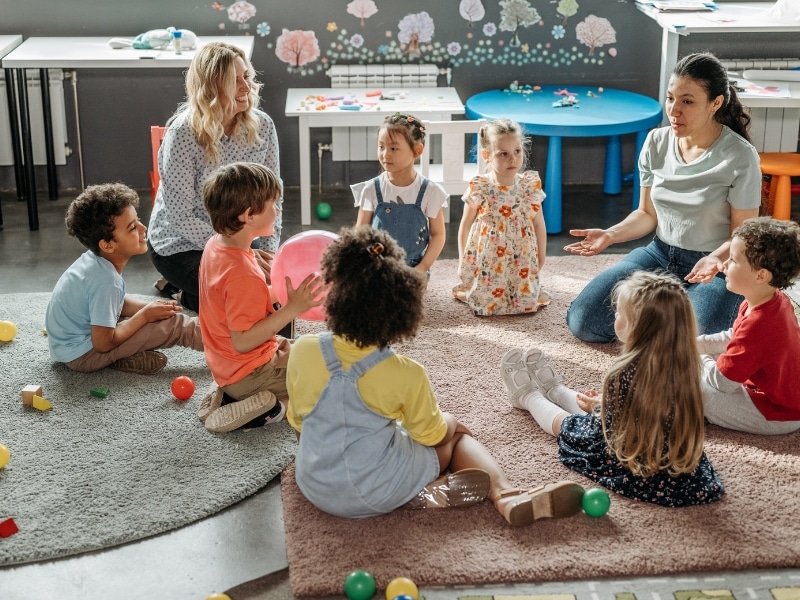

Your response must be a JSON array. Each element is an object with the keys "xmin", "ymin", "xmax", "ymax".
[
  {"xmin": 0, "ymin": 293, "xmax": 296, "ymax": 566},
  {"xmin": 282, "ymin": 256, "xmax": 800, "ymax": 597}
]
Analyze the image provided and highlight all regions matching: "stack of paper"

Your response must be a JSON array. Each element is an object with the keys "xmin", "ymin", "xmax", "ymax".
[{"xmin": 636, "ymin": 0, "xmax": 717, "ymax": 11}]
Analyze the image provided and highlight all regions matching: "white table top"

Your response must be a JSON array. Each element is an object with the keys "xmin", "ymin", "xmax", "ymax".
[
  {"xmin": 285, "ymin": 87, "xmax": 464, "ymax": 120},
  {"xmin": 0, "ymin": 35, "xmax": 23, "ymax": 59},
  {"xmin": 637, "ymin": 2, "xmax": 800, "ymax": 34},
  {"xmin": 1, "ymin": 36, "xmax": 254, "ymax": 68}
]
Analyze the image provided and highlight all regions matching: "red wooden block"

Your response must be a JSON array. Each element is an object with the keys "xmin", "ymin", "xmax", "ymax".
[{"xmin": 0, "ymin": 517, "xmax": 19, "ymax": 538}]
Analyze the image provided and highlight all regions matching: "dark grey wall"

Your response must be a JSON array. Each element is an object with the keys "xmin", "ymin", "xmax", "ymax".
[{"xmin": 0, "ymin": 0, "xmax": 791, "ymax": 194}]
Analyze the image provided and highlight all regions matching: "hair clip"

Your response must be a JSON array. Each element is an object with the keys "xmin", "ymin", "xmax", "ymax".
[{"xmin": 367, "ymin": 242, "xmax": 385, "ymax": 257}]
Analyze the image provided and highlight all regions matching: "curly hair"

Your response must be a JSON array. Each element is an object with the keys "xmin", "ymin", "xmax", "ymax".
[
  {"xmin": 175, "ymin": 41, "xmax": 263, "ymax": 165},
  {"xmin": 65, "ymin": 183, "xmax": 140, "ymax": 255},
  {"xmin": 603, "ymin": 271, "xmax": 705, "ymax": 479},
  {"xmin": 733, "ymin": 217, "xmax": 800, "ymax": 289},
  {"xmin": 203, "ymin": 162, "xmax": 282, "ymax": 235},
  {"xmin": 477, "ymin": 117, "xmax": 530, "ymax": 172},
  {"xmin": 321, "ymin": 226, "xmax": 426, "ymax": 348},
  {"xmin": 672, "ymin": 52, "xmax": 751, "ymax": 143}
]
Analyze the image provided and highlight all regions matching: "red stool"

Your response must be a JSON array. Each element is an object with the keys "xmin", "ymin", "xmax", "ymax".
[{"xmin": 759, "ymin": 152, "xmax": 800, "ymax": 220}]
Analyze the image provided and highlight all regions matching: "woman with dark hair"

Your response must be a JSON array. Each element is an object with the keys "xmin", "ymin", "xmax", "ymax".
[{"xmin": 565, "ymin": 52, "xmax": 761, "ymax": 343}]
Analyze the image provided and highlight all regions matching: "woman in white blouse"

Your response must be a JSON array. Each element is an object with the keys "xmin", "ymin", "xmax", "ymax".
[{"xmin": 148, "ymin": 41, "xmax": 281, "ymax": 312}]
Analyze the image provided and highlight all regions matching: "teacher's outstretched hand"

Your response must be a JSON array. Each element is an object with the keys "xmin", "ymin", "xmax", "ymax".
[{"xmin": 564, "ymin": 229, "xmax": 614, "ymax": 256}]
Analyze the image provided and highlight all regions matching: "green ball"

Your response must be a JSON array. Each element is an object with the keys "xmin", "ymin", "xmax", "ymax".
[
  {"xmin": 582, "ymin": 487, "xmax": 611, "ymax": 518},
  {"xmin": 316, "ymin": 201, "xmax": 332, "ymax": 220},
  {"xmin": 344, "ymin": 570, "xmax": 376, "ymax": 600}
]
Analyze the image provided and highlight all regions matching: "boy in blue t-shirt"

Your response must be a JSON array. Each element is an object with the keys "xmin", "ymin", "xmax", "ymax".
[{"xmin": 45, "ymin": 183, "xmax": 203, "ymax": 374}]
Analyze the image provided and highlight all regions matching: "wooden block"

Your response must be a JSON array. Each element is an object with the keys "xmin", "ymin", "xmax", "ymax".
[
  {"xmin": 31, "ymin": 395, "xmax": 52, "ymax": 411},
  {"xmin": 90, "ymin": 387, "xmax": 110, "ymax": 399},
  {"xmin": 0, "ymin": 518, "xmax": 18, "ymax": 538},
  {"xmin": 21, "ymin": 385, "xmax": 42, "ymax": 407}
]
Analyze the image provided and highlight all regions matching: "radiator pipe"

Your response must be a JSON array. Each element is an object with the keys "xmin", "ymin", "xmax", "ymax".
[
  {"xmin": 68, "ymin": 70, "xmax": 85, "ymax": 191},
  {"xmin": 317, "ymin": 142, "xmax": 331, "ymax": 193}
]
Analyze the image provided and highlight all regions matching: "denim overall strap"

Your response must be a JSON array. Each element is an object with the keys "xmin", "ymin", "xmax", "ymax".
[
  {"xmin": 373, "ymin": 177, "xmax": 383, "ymax": 203},
  {"xmin": 414, "ymin": 177, "xmax": 429, "ymax": 207},
  {"xmin": 318, "ymin": 331, "xmax": 394, "ymax": 379}
]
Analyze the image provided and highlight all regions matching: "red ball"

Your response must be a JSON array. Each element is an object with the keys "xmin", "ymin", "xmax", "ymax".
[{"xmin": 171, "ymin": 376, "xmax": 195, "ymax": 401}]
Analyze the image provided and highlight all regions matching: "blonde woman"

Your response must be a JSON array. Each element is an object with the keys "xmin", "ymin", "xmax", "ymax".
[
  {"xmin": 501, "ymin": 271, "xmax": 725, "ymax": 507},
  {"xmin": 148, "ymin": 41, "xmax": 281, "ymax": 312}
]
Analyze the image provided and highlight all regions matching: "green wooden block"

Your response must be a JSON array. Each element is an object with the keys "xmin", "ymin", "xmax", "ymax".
[{"xmin": 90, "ymin": 387, "xmax": 110, "ymax": 398}]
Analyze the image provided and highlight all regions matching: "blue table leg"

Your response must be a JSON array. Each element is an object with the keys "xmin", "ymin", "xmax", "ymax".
[
  {"xmin": 543, "ymin": 136, "xmax": 562, "ymax": 234},
  {"xmin": 603, "ymin": 134, "xmax": 622, "ymax": 195},
  {"xmin": 632, "ymin": 129, "xmax": 648, "ymax": 210}
]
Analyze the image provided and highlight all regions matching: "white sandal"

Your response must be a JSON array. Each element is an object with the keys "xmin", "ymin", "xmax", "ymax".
[
  {"xmin": 523, "ymin": 349, "xmax": 564, "ymax": 397},
  {"xmin": 500, "ymin": 348, "xmax": 537, "ymax": 408}
]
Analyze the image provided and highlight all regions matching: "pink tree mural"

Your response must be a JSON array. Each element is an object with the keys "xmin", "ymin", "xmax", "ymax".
[
  {"xmin": 575, "ymin": 14, "xmax": 616, "ymax": 55},
  {"xmin": 275, "ymin": 29, "xmax": 321, "ymax": 68},
  {"xmin": 347, "ymin": 0, "xmax": 378, "ymax": 27}
]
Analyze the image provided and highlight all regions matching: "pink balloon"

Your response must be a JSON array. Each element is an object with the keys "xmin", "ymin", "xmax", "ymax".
[{"xmin": 270, "ymin": 230, "xmax": 338, "ymax": 322}]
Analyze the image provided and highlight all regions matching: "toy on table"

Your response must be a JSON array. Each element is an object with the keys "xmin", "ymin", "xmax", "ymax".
[
  {"xmin": 344, "ymin": 569, "xmax": 376, "ymax": 600},
  {"xmin": 0, "ymin": 320, "xmax": 17, "ymax": 342},
  {"xmin": 553, "ymin": 95, "xmax": 580, "ymax": 108},
  {"xmin": 503, "ymin": 80, "xmax": 540, "ymax": 95},
  {"xmin": 171, "ymin": 376, "xmax": 196, "ymax": 401}
]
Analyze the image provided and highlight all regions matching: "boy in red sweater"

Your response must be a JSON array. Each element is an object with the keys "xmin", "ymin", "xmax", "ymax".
[{"xmin": 698, "ymin": 217, "xmax": 800, "ymax": 434}]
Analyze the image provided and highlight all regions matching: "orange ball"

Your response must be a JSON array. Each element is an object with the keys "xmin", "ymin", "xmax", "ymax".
[{"xmin": 171, "ymin": 376, "xmax": 195, "ymax": 401}]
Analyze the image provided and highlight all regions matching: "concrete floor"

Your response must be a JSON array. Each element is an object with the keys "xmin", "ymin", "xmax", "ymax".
[{"xmin": 0, "ymin": 183, "xmax": 796, "ymax": 599}]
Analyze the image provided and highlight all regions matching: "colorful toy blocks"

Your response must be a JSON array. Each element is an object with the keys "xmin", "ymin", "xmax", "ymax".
[{"xmin": 31, "ymin": 395, "xmax": 52, "ymax": 411}]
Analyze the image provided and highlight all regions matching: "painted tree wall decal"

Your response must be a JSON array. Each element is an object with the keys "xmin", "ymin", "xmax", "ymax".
[
  {"xmin": 557, "ymin": 0, "xmax": 579, "ymax": 26},
  {"xmin": 275, "ymin": 29, "xmax": 321, "ymax": 68},
  {"xmin": 459, "ymin": 0, "xmax": 486, "ymax": 26},
  {"xmin": 575, "ymin": 14, "xmax": 616, "ymax": 55},
  {"xmin": 347, "ymin": 0, "xmax": 378, "ymax": 27},
  {"xmin": 499, "ymin": 0, "xmax": 540, "ymax": 47},
  {"xmin": 398, "ymin": 11, "xmax": 435, "ymax": 56}
]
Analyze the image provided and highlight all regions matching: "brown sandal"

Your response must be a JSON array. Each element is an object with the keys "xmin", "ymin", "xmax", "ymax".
[{"xmin": 493, "ymin": 481, "xmax": 585, "ymax": 526}]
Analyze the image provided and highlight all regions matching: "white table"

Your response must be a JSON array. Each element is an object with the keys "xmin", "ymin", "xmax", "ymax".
[
  {"xmin": 0, "ymin": 35, "xmax": 23, "ymax": 228},
  {"xmin": 636, "ymin": 2, "xmax": 800, "ymax": 105},
  {"xmin": 1, "ymin": 36, "xmax": 254, "ymax": 231},
  {"xmin": 285, "ymin": 87, "xmax": 464, "ymax": 225}
]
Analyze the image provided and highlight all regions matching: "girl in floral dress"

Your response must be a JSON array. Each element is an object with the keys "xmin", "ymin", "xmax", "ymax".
[
  {"xmin": 454, "ymin": 118, "xmax": 549, "ymax": 316},
  {"xmin": 499, "ymin": 271, "xmax": 724, "ymax": 507}
]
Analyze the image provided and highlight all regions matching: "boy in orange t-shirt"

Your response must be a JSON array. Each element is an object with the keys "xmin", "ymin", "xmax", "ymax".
[{"xmin": 198, "ymin": 162, "xmax": 324, "ymax": 432}]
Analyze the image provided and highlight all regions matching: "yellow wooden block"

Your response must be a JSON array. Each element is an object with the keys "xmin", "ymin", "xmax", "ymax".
[
  {"xmin": 31, "ymin": 395, "xmax": 52, "ymax": 411},
  {"xmin": 21, "ymin": 385, "xmax": 42, "ymax": 406}
]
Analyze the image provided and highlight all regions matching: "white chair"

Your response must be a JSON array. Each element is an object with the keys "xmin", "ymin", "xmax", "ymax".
[{"xmin": 418, "ymin": 119, "xmax": 487, "ymax": 222}]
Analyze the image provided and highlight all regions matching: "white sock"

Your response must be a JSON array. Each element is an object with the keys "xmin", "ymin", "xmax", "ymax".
[
  {"xmin": 520, "ymin": 390, "xmax": 566, "ymax": 437},
  {"xmin": 548, "ymin": 384, "xmax": 587, "ymax": 415}
]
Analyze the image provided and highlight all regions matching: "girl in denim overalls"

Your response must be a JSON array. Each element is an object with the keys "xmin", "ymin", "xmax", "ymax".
[
  {"xmin": 285, "ymin": 226, "xmax": 586, "ymax": 526},
  {"xmin": 351, "ymin": 113, "xmax": 449, "ymax": 274}
]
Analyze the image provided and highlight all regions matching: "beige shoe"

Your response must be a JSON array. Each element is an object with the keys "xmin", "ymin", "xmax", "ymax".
[
  {"xmin": 494, "ymin": 481, "xmax": 585, "ymax": 526},
  {"xmin": 403, "ymin": 468, "xmax": 490, "ymax": 509},
  {"xmin": 110, "ymin": 350, "xmax": 167, "ymax": 375},
  {"xmin": 204, "ymin": 390, "xmax": 283, "ymax": 433},
  {"xmin": 197, "ymin": 383, "xmax": 223, "ymax": 422}
]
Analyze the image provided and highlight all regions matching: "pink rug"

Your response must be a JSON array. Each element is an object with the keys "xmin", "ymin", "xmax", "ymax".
[{"xmin": 282, "ymin": 255, "xmax": 800, "ymax": 596}]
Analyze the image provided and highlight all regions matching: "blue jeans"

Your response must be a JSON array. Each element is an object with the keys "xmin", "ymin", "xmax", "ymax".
[{"xmin": 565, "ymin": 237, "xmax": 743, "ymax": 343}]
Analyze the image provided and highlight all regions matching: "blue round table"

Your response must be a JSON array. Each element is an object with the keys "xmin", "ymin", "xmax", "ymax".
[{"xmin": 465, "ymin": 86, "xmax": 663, "ymax": 233}]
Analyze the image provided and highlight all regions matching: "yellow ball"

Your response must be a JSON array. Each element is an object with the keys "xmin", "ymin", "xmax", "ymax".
[
  {"xmin": 0, "ymin": 321, "xmax": 17, "ymax": 343},
  {"xmin": 205, "ymin": 595, "xmax": 231, "ymax": 600},
  {"xmin": 0, "ymin": 443, "xmax": 9, "ymax": 469},
  {"xmin": 386, "ymin": 577, "xmax": 418, "ymax": 600}
]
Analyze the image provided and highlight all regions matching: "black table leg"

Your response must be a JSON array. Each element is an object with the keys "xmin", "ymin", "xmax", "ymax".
[
  {"xmin": 16, "ymin": 68, "xmax": 38, "ymax": 231},
  {"xmin": 39, "ymin": 68, "xmax": 57, "ymax": 200}
]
